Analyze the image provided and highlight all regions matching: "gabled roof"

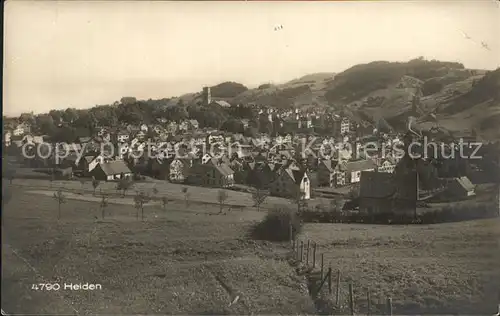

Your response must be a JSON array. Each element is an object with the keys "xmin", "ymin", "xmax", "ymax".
[
  {"xmin": 455, "ymin": 176, "xmax": 475, "ymax": 192},
  {"xmin": 359, "ymin": 171, "xmax": 396, "ymax": 199},
  {"xmin": 212, "ymin": 100, "xmax": 231, "ymax": 107},
  {"xmin": 285, "ymin": 168, "xmax": 307, "ymax": 185},
  {"xmin": 345, "ymin": 159, "xmax": 376, "ymax": 172},
  {"xmin": 210, "ymin": 160, "xmax": 234, "ymax": 176},
  {"xmin": 321, "ymin": 160, "xmax": 333, "ymax": 172},
  {"xmin": 98, "ymin": 160, "xmax": 131, "ymax": 176}
]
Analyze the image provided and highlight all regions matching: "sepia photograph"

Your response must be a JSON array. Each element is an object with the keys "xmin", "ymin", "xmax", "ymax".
[{"xmin": 2, "ymin": 0, "xmax": 500, "ymax": 314}]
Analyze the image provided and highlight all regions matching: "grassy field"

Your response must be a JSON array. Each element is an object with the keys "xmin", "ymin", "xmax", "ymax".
[
  {"xmin": 2, "ymin": 184, "xmax": 316, "ymax": 315},
  {"xmin": 301, "ymin": 220, "xmax": 500, "ymax": 315},
  {"xmin": 3, "ymin": 179, "xmax": 500, "ymax": 314}
]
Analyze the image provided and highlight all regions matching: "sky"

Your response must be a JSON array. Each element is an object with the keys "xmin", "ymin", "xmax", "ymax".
[{"xmin": 3, "ymin": 0, "xmax": 500, "ymax": 116}]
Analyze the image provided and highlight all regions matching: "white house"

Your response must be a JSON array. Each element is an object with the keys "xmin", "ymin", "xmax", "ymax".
[
  {"xmin": 117, "ymin": 132, "xmax": 130, "ymax": 143},
  {"xmin": 340, "ymin": 118, "xmax": 351, "ymax": 135}
]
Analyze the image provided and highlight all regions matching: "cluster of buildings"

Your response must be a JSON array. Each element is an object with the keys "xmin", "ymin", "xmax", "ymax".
[{"xmin": 4, "ymin": 87, "xmax": 498, "ymax": 216}]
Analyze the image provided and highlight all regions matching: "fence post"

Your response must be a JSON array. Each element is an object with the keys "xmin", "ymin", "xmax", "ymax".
[
  {"xmin": 327, "ymin": 266, "xmax": 332, "ymax": 294},
  {"xmin": 312, "ymin": 243, "xmax": 317, "ymax": 268},
  {"xmin": 320, "ymin": 253, "xmax": 324, "ymax": 279},
  {"xmin": 367, "ymin": 290, "xmax": 371, "ymax": 316},
  {"xmin": 300, "ymin": 241, "xmax": 304, "ymax": 262},
  {"xmin": 348, "ymin": 283, "xmax": 354, "ymax": 316},
  {"xmin": 387, "ymin": 297, "xmax": 392, "ymax": 316},
  {"xmin": 306, "ymin": 240, "xmax": 310, "ymax": 266},
  {"xmin": 289, "ymin": 221, "xmax": 293, "ymax": 246},
  {"xmin": 292, "ymin": 237, "xmax": 295, "ymax": 252},
  {"xmin": 296, "ymin": 241, "xmax": 300, "ymax": 261},
  {"xmin": 336, "ymin": 269, "xmax": 341, "ymax": 307}
]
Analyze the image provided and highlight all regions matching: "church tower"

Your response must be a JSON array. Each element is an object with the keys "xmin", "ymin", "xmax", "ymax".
[{"xmin": 202, "ymin": 87, "xmax": 211, "ymax": 106}]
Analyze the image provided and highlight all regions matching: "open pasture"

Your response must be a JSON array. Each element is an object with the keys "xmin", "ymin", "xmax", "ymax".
[
  {"xmin": 2, "ymin": 186, "xmax": 315, "ymax": 315},
  {"xmin": 301, "ymin": 220, "xmax": 500, "ymax": 314}
]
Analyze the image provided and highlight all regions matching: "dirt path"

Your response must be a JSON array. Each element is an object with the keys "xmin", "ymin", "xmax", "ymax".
[{"xmin": 27, "ymin": 190, "xmax": 160, "ymax": 206}]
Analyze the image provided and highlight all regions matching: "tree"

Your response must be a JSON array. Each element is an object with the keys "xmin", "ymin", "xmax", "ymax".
[
  {"xmin": 116, "ymin": 178, "xmax": 133, "ymax": 197},
  {"xmin": 49, "ymin": 109, "xmax": 64, "ymax": 124},
  {"xmin": 79, "ymin": 179, "xmax": 86, "ymax": 195},
  {"xmin": 161, "ymin": 196, "xmax": 168, "ymax": 211},
  {"xmin": 62, "ymin": 108, "xmax": 79, "ymax": 123},
  {"xmin": 152, "ymin": 186, "xmax": 159, "ymax": 197},
  {"xmin": 251, "ymin": 188, "xmax": 268, "ymax": 212},
  {"xmin": 347, "ymin": 184, "xmax": 360, "ymax": 201},
  {"xmin": 134, "ymin": 191, "xmax": 151, "ymax": 221},
  {"xmin": 182, "ymin": 187, "xmax": 190, "ymax": 207},
  {"xmin": 217, "ymin": 190, "xmax": 228, "ymax": 214},
  {"xmin": 19, "ymin": 112, "xmax": 36, "ymax": 126},
  {"xmin": 291, "ymin": 191, "xmax": 307, "ymax": 214},
  {"xmin": 120, "ymin": 97, "xmax": 137, "ymax": 105},
  {"xmin": 91, "ymin": 177, "xmax": 100, "ymax": 196},
  {"xmin": 53, "ymin": 189, "xmax": 66, "ymax": 220},
  {"xmin": 220, "ymin": 119, "xmax": 244, "ymax": 134},
  {"xmin": 100, "ymin": 193, "xmax": 109, "ymax": 219},
  {"xmin": 5, "ymin": 168, "xmax": 16, "ymax": 184},
  {"xmin": 50, "ymin": 168, "xmax": 56, "ymax": 187},
  {"xmin": 36, "ymin": 114, "xmax": 57, "ymax": 136}
]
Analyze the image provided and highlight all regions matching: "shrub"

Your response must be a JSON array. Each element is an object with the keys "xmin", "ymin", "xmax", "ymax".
[{"xmin": 249, "ymin": 207, "xmax": 302, "ymax": 242}]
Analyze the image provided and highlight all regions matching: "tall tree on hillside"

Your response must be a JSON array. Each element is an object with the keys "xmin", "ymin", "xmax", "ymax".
[
  {"xmin": 63, "ymin": 108, "xmax": 79, "ymax": 123},
  {"xmin": 19, "ymin": 112, "xmax": 36, "ymax": 126}
]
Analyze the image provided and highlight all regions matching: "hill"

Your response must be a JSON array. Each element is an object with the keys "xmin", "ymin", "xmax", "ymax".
[{"xmin": 163, "ymin": 60, "xmax": 498, "ymax": 140}]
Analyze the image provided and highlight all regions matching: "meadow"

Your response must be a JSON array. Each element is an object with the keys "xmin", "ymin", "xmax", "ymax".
[
  {"xmin": 301, "ymin": 220, "xmax": 500, "ymax": 315},
  {"xmin": 2, "ymin": 184, "xmax": 315, "ymax": 315},
  {"xmin": 2, "ymin": 179, "xmax": 500, "ymax": 315}
]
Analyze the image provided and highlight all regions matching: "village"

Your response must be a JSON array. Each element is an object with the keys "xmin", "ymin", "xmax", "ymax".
[{"xmin": 3, "ymin": 85, "xmax": 499, "ymax": 224}]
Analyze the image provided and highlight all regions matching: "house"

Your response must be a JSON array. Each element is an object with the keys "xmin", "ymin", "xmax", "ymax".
[
  {"xmin": 444, "ymin": 176, "xmax": 476, "ymax": 198},
  {"xmin": 76, "ymin": 136, "xmax": 92, "ymax": 144},
  {"xmin": 317, "ymin": 160, "xmax": 346, "ymax": 187},
  {"xmin": 169, "ymin": 158, "xmax": 192, "ymax": 183},
  {"xmin": 359, "ymin": 171, "xmax": 417, "ymax": 216},
  {"xmin": 241, "ymin": 119, "xmax": 250, "ymax": 129},
  {"xmin": 150, "ymin": 157, "xmax": 173, "ymax": 180},
  {"xmin": 269, "ymin": 168, "xmax": 311, "ymax": 200},
  {"xmin": 188, "ymin": 120, "xmax": 199, "ymax": 130},
  {"xmin": 166, "ymin": 121, "xmax": 178, "ymax": 133},
  {"xmin": 377, "ymin": 158, "xmax": 396, "ymax": 173},
  {"xmin": 86, "ymin": 155, "xmax": 107, "ymax": 173},
  {"xmin": 117, "ymin": 131, "xmax": 130, "ymax": 143},
  {"xmin": 140, "ymin": 124, "xmax": 149, "ymax": 132},
  {"xmin": 340, "ymin": 118, "xmax": 351, "ymax": 135},
  {"xmin": 13, "ymin": 123, "xmax": 30, "ymax": 136},
  {"xmin": 345, "ymin": 159, "xmax": 376, "ymax": 184},
  {"xmin": 210, "ymin": 100, "xmax": 231, "ymax": 108},
  {"xmin": 247, "ymin": 162, "xmax": 278, "ymax": 188},
  {"xmin": 188, "ymin": 159, "xmax": 235, "ymax": 188},
  {"xmin": 298, "ymin": 117, "xmax": 313, "ymax": 129},
  {"xmin": 91, "ymin": 160, "xmax": 132, "ymax": 181},
  {"xmin": 3, "ymin": 131, "xmax": 12, "ymax": 147}
]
